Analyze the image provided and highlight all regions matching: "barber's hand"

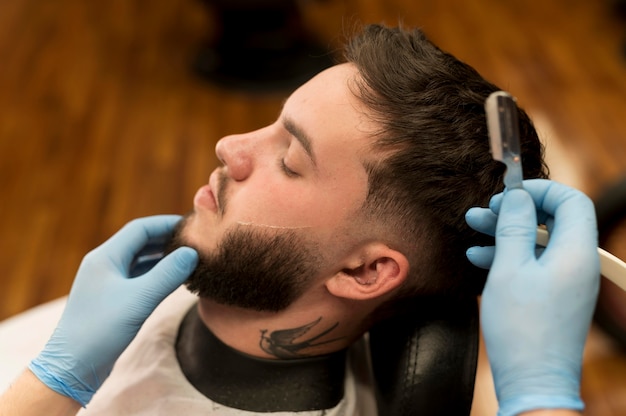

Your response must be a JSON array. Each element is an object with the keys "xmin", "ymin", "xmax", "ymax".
[
  {"xmin": 28, "ymin": 215, "xmax": 198, "ymax": 407},
  {"xmin": 465, "ymin": 179, "xmax": 600, "ymax": 416}
]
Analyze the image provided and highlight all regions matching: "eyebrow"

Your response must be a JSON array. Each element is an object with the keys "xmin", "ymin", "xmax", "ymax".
[{"xmin": 282, "ymin": 116, "xmax": 317, "ymax": 167}]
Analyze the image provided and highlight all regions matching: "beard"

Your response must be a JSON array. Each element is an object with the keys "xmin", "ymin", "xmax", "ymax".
[{"xmin": 168, "ymin": 216, "xmax": 322, "ymax": 313}]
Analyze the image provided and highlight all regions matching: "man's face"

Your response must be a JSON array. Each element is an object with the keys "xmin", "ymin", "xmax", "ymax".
[{"xmin": 173, "ymin": 63, "xmax": 377, "ymax": 311}]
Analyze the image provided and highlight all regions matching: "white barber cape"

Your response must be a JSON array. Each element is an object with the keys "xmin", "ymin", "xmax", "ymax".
[{"xmin": 75, "ymin": 288, "xmax": 377, "ymax": 416}]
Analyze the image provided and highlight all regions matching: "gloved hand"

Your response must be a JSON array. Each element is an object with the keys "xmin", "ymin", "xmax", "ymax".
[
  {"xmin": 465, "ymin": 179, "xmax": 600, "ymax": 416},
  {"xmin": 28, "ymin": 215, "xmax": 198, "ymax": 407}
]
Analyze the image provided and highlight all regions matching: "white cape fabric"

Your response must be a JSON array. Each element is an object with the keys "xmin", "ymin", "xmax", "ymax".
[{"xmin": 0, "ymin": 297, "xmax": 66, "ymax": 392}]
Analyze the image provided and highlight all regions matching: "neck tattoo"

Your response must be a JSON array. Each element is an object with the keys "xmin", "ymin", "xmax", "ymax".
[{"xmin": 259, "ymin": 317, "xmax": 344, "ymax": 359}]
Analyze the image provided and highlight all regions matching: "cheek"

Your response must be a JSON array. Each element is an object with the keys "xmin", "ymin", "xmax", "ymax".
[
  {"xmin": 227, "ymin": 172, "xmax": 367, "ymax": 229},
  {"xmin": 234, "ymin": 187, "xmax": 323, "ymax": 227},
  {"xmin": 225, "ymin": 182, "xmax": 324, "ymax": 229}
]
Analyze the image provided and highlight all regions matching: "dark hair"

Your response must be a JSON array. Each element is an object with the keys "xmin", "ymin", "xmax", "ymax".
[{"xmin": 344, "ymin": 24, "xmax": 548, "ymax": 298}]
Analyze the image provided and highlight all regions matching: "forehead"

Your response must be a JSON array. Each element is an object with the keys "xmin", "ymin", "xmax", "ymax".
[{"xmin": 281, "ymin": 63, "xmax": 378, "ymax": 169}]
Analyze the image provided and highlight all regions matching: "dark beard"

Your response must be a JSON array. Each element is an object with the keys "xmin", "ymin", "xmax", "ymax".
[{"xmin": 168, "ymin": 219, "xmax": 321, "ymax": 312}]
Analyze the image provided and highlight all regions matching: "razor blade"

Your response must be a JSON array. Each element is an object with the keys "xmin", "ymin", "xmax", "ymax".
[{"xmin": 485, "ymin": 91, "xmax": 524, "ymax": 190}]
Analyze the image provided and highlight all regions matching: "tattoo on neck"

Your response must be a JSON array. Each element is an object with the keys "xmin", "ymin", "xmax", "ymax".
[{"xmin": 259, "ymin": 317, "xmax": 344, "ymax": 359}]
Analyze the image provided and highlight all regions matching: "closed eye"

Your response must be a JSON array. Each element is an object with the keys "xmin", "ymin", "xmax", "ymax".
[{"xmin": 279, "ymin": 158, "xmax": 299, "ymax": 178}]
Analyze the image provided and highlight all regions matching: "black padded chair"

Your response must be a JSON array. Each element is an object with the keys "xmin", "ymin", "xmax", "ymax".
[{"xmin": 368, "ymin": 295, "xmax": 480, "ymax": 416}]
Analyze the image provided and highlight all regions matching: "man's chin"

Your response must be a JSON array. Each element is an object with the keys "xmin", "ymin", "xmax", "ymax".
[{"xmin": 166, "ymin": 213, "xmax": 209, "ymax": 253}]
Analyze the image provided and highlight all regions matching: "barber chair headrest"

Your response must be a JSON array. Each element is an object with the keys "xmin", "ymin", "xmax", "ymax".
[{"xmin": 368, "ymin": 295, "xmax": 479, "ymax": 416}]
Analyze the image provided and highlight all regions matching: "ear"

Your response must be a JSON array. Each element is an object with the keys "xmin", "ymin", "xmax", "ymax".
[{"xmin": 325, "ymin": 243, "xmax": 409, "ymax": 301}]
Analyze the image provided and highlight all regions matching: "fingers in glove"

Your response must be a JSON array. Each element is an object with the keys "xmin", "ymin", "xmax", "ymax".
[
  {"xmin": 137, "ymin": 247, "xmax": 199, "ymax": 300},
  {"xmin": 100, "ymin": 215, "xmax": 183, "ymax": 269},
  {"xmin": 492, "ymin": 188, "xmax": 538, "ymax": 270},
  {"xmin": 466, "ymin": 245, "xmax": 495, "ymax": 269},
  {"xmin": 465, "ymin": 206, "xmax": 498, "ymax": 236}
]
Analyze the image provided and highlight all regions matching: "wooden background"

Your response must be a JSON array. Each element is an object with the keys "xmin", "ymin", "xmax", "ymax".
[{"xmin": 1, "ymin": 0, "xmax": 626, "ymax": 414}]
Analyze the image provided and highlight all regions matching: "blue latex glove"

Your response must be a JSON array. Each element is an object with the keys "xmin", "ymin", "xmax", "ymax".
[
  {"xmin": 465, "ymin": 179, "xmax": 600, "ymax": 416},
  {"xmin": 28, "ymin": 215, "xmax": 198, "ymax": 406}
]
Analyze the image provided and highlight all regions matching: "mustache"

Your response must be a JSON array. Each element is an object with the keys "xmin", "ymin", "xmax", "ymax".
[{"xmin": 216, "ymin": 169, "xmax": 229, "ymax": 216}]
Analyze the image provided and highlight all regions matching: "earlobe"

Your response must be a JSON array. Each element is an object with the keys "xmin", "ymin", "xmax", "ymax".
[{"xmin": 326, "ymin": 245, "xmax": 409, "ymax": 301}]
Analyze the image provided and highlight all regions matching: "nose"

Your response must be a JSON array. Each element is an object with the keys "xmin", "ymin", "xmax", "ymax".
[{"xmin": 215, "ymin": 134, "xmax": 255, "ymax": 181}]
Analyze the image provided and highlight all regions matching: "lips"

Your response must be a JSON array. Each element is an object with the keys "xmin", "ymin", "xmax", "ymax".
[
  {"xmin": 194, "ymin": 170, "xmax": 220, "ymax": 212},
  {"xmin": 193, "ymin": 184, "xmax": 217, "ymax": 211}
]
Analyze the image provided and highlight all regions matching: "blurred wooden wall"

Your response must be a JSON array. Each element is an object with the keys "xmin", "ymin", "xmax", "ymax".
[{"xmin": 2, "ymin": 0, "xmax": 626, "ymax": 414}]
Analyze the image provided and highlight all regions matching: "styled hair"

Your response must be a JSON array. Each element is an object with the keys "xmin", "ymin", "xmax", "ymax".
[{"xmin": 344, "ymin": 24, "xmax": 548, "ymax": 298}]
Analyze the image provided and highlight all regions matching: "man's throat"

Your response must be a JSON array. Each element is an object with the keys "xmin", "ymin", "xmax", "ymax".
[{"xmin": 175, "ymin": 305, "xmax": 348, "ymax": 412}]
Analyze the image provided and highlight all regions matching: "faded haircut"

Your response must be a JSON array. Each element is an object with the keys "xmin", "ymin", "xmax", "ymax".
[{"xmin": 343, "ymin": 24, "xmax": 548, "ymax": 299}]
